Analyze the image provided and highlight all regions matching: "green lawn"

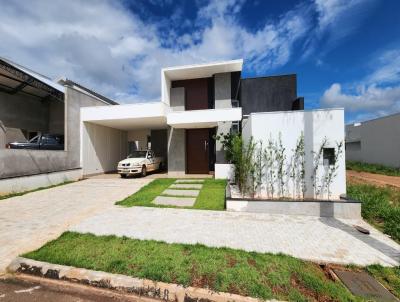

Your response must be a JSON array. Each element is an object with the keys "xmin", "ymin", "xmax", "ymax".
[
  {"xmin": 366, "ymin": 265, "xmax": 400, "ymax": 298},
  {"xmin": 0, "ymin": 181, "xmax": 74, "ymax": 201},
  {"xmin": 347, "ymin": 183, "xmax": 400, "ymax": 242},
  {"xmin": 346, "ymin": 161, "xmax": 400, "ymax": 176},
  {"xmin": 24, "ymin": 231, "xmax": 361, "ymax": 302},
  {"xmin": 116, "ymin": 178, "xmax": 226, "ymax": 210}
]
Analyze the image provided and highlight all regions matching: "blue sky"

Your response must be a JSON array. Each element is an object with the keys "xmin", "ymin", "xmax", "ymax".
[{"xmin": 0, "ymin": 0, "xmax": 399, "ymax": 123}]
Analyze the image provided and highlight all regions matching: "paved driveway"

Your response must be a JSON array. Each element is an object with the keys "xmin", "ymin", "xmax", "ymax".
[
  {"xmin": 0, "ymin": 177, "xmax": 151, "ymax": 273},
  {"xmin": 71, "ymin": 207, "xmax": 400, "ymax": 267}
]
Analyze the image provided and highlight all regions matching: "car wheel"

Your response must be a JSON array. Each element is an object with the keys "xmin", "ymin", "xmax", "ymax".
[
  {"xmin": 141, "ymin": 166, "xmax": 147, "ymax": 177},
  {"xmin": 120, "ymin": 174, "xmax": 127, "ymax": 178}
]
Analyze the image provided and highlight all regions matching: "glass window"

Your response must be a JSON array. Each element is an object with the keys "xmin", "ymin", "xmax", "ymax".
[
  {"xmin": 230, "ymin": 121, "xmax": 240, "ymax": 134},
  {"xmin": 323, "ymin": 148, "xmax": 335, "ymax": 165},
  {"xmin": 29, "ymin": 135, "xmax": 39, "ymax": 144},
  {"xmin": 128, "ymin": 151, "xmax": 147, "ymax": 158}
]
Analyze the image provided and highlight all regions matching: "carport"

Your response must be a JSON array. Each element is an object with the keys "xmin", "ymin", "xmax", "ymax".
[{"xmin": 80, "ymin": 102, "xmax": 169, "ymax": 176}]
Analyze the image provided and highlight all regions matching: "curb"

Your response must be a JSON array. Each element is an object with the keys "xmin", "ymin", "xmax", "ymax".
[{"xmin": 8, "ymin": 257, "xmax": 282, "ymax": 302}]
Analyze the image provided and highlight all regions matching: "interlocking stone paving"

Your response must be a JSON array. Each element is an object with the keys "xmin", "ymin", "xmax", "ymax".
[
  {"xmin": 0, "ymin": 177, "xmax": 151, "ymax": 273},
  {"xmin": 70, "ymin": 207, "xmax": 400, "ymax": 267}
]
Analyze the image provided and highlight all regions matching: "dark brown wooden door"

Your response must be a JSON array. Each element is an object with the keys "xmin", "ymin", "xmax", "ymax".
[
  {"xmin": 172, "ymin": 78, "xmax": 210, "ymax": 110},
  {"xmin": 186, "ymin": 129, "xmax": 209, "ymax": 174}
]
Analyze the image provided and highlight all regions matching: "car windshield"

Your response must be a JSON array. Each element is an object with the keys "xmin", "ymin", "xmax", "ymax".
[
  {"xmin": 128, "ymin": 151, "xmax": 147, "ymax": 158},
  {"xmin": 29, "ymin": 135, "xmax": 39, "ymax": 144}
]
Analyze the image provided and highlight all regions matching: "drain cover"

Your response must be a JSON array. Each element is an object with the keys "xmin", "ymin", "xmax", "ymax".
[{"xmin": 334, "ymin": 270, "xmax": 399, "ymax": 302}]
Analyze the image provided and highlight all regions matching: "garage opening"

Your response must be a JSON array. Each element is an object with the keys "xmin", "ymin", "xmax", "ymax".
[{"xmin": 82, "ymin": 122, "xmax": 168, "ymax": 177}]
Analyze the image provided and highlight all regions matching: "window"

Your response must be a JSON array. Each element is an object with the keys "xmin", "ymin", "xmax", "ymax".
[
  {"xmin": 42, "ymin": 136, "xmax": 58, "ymax": 145},
  {"xmin": 323, "ymin": 148, "xmax": 335, "ymax": 166},
  {"xmin": 29, "ymin": 135, "xmax": 39, "ymax": 144},
  {"xmin": 230, "ymin": 121, "xmax": 240, "ymax": 134},
  {"xmin": 231, "ymin": 99, "xmax": 239, "ymax": 108}
]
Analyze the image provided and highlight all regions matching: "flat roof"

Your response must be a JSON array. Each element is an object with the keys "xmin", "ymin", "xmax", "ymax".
[{"xmin": 162, "ymin": 59, "xmax": 243, "ymax": 81}]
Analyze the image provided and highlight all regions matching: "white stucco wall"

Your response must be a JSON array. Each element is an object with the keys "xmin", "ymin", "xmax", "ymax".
[
  {"xmin": 82, "ymin": 122, "xmax": 127, "ymax": 176},
  {"xmin": 242, "ymin": 109, "xmax": 346, "ymax": 200}
]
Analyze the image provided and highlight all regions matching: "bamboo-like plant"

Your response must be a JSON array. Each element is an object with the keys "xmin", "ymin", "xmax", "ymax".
[
  {"xmin": 264, "ymin": 138, "xmax": 276, "ymax": 199},
  {"xmin": 254, "ymin": 141, "xmax": 265, "ymax": 197},
  {"xmin": 229, "ymin": 135, "xmax": 256, "ymax": 196},
  {"xmin": 312, "ymin": 137, "xmax": 328, "ymax": 199},
  {"xmin": 324, "ymin": 141, "xmax": 344, "ymax": 200},
  {"xmin": 290, "ymin": 132, "xmax": 305, "ymax": 199},
  {"xmin": 275, "ymin": 133, "xmax": 286, "ymax": 198}
]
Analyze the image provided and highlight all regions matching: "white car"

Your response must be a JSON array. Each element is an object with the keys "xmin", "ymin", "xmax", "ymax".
[{"xmin": 117, "ymin": 150, "xmax": 163, "ymax": 178}]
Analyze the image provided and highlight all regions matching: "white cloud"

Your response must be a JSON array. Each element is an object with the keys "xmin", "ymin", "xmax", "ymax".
[
  {"xmin": 365, "ymin": 49, "xmax": 400, "ymax": 85},
  {"xmin": 321, "ymin": 83, "xmax": 400, "ymax": 111},
  {"xmin": 302, "ymin": 0, "xmax": 376, "ymax": 60},
  {"xmin": 0, "ymin": 0, "xmax": 374, "ymax": 103},
  {"xmin": 320, "ymin": 48, "xmax": 400, "ymax": 121}
]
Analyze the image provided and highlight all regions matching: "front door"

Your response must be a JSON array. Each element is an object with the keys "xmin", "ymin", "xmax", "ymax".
[{"xmin": 186, "ymin": 129, "xmax": 209, "ymax": 174}]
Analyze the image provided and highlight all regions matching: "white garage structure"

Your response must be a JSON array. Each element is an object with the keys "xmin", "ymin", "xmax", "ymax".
[{"xmin": 80, "ymin": 102, "xmax": 169, "ymax": 176}]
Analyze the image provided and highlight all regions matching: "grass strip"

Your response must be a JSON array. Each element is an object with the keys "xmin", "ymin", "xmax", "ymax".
[
  {"xmin": 347, "ymin": 161, "xmax": 400, "ymax": 177},
  {"xmin": 116, "ymin": 178, "xmax": 176, "ymax": 207},
  {"xmin": 23, "ymin": 231, "xmax": 361, "ymax": 302},
  {"xmin": 193, "ymin": 179, "xmax": 226, "ymax": 210},
  {"xmin": 347, "ymin": 183, "xmax": 400, "ymax": 242},
  {"xmin": 116, "ymin": 178, "xmax": 226, "ymax": 211}
]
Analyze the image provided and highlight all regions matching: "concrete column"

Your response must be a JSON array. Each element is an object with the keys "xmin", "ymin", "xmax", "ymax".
[
  {"xmin": 214, "ymin": 73, "xmax": 232, "ymax": 164},
  {"xmin": 0, "ymin": 121, "xmax": 6, "ymax": 149},
  {"xmin": 167, "ymin": 127, "xmax": 186, "ymax": 176}
]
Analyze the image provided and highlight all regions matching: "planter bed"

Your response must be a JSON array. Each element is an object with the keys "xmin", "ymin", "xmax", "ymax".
[{"xmin": 226, "ymin": 184, "xmax": 361, "ymax": 219}]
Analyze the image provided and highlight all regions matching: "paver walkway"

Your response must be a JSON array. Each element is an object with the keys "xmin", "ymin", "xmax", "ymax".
[
  {"xmin": 0, "ymin": 177, "xmax": 151, "ymax": 273},
  {"xmin": 155, "ymin": 179, "xmax": 203, "ymax": 207},
  {"xmin": 70, "ymin": 207, "xmax": 400, "ymax": 267}
]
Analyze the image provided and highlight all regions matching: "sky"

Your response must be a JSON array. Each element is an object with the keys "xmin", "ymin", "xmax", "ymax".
[{"xmin": 0, "ymin": 0, "xmax": 399, "ymax": 124}]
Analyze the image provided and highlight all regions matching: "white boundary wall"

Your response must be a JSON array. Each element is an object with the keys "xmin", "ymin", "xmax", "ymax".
[
  {"xmin": 0, "ymin": 169, "xmax": 82, "ymax": 195},
  {"xmin": 242, "ymin": 109, "xmax": 346, "ymax": 200}
]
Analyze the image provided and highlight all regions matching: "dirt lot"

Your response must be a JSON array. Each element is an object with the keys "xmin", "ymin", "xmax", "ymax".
[{"xmin": 347, "ymin": 170, "xmax": 400, "ymax": 188}]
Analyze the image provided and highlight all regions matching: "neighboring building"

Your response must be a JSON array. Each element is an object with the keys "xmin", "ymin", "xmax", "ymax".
[
  {"xmin": 0, "ymin": 58, "xmax": 346, "ymax": 199},
  {"xmin": 346, "ymin": 113, "xmax": 400, "ymax": 168},
  {"xmin": 0, "ymin": 57, "xmax": 117, "ymax": 194}
]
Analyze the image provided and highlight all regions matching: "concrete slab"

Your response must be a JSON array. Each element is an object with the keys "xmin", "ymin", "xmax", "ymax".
[
  {"xmin": 334, "ymin": 270, "xmax": 399, "ymax": 302},
  {"xmin": 175, "ymin": 179, "xmax": 205, "ymax": 183},
  {"xmin": 153, "ymin": 196, "xmax": 196, "ymax": 207},
  {"xmin": 163, "ymin": 189, "xmax": 200, "ymax": 197},
  {"xmin": 170, "ymin": 184, "xmax": 203, "ymax": 189}
]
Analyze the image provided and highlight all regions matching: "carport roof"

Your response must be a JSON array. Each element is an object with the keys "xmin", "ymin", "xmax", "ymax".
[
  {"xmin": 0, "ymin": 57, "xmax": 65, "ymax": 102},
  {"xmin": 81, "ymin": 102, "xmax": 169, "ymax": 130}
]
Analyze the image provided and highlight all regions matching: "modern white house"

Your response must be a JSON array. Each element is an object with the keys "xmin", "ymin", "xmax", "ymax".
[{"xmin": 0, "ymin": 58, "xmax": 346, "ymax": 200}]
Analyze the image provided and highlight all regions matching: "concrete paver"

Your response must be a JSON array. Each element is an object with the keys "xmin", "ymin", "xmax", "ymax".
[
  {"xmin": 170, "ymin": 184, "xmax": 203, "ymax": 189},
  {"xmin": 153, "ymin": 196, "xmax": 196, "ymax": 207},
  {"xmin": 0, "ymin": 177, "xmax": 151, "ymax": 273},
  {"xmin": 162, "ymin": 189, "xmax": 200, "ymax": 197},
  {"xmin": 70, "ymin": 207, "xmax": 400, "ymax": 267},
  {"xmin": 175, "ymin": 179, "xmax": 204, "ymax": 183}
]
